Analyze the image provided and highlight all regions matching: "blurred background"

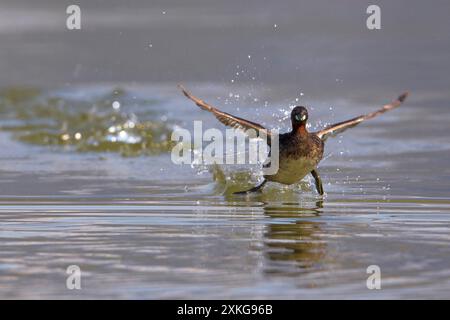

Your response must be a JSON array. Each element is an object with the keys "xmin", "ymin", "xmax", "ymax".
[{"xmin": 1, "ymin": 0, "xmax": 449, "ymax": 96}]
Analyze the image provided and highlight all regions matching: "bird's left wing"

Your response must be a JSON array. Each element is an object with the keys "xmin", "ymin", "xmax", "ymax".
[{"xmin": 315, "ymin": 92, "xmax": 409, "ymax": 141}]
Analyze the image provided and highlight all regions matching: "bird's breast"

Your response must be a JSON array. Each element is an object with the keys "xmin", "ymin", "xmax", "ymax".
[
  {"xmin": 264, "ymin": 133, "xmax": 324, "ymax": 185},
  {"xmin": 265, "ymin": 156, "xmax": 318, "ymax": 185}
]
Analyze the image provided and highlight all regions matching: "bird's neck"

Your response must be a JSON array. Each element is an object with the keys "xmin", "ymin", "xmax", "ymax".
[{"xmin": 292, "ymin": 123, "xmax": 308, "ymax": 136}]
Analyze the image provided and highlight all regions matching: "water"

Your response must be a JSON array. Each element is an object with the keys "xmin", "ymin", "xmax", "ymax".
[
  {"xmin": 1, "ymin": 0, "xmax": 450, "ymax": 299},
  {"xmin": 0, "ymin": 84, "xmax": 449, "ymax": 299}
]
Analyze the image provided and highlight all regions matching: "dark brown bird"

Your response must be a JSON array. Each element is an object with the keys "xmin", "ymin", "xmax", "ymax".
[{"xmin": 179, "ymin": 85, "xmax": 408, "ymax": 195}]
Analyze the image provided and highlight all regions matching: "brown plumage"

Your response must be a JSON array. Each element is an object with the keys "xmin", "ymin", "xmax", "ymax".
[
  {"xmin": 315, "ymin": 92, "xmax": 409, "ymax": 141},
  {"xmin": 179, "ymin": 85, "xmax": 409, "ymax": 195},
  {"xmin": 179, "ymin": 85, "xmax": 271, "ymax": 142}
]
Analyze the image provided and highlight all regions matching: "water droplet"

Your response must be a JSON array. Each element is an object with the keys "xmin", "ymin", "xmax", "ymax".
[
  {"xmin": 118, "ymin": 130, "xmax": 127, "ymax": 139},
  {"xmin": 112, "ymin": 101, "xmax": 121, "ymax": 110},
  {"xmin": 126, "ymin": 120, "xmax": 136, "ymax": 128}
]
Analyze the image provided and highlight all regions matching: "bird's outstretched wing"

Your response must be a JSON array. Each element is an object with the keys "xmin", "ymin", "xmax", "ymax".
[
  {"xmin": 179, "ymin": 85, "xmax": 271, "ymax": 140},
  {"xmin": 315, "ymin": 92, "xmax": 409, "ymax": 141}
]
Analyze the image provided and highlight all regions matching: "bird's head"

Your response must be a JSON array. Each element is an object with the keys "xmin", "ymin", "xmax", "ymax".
[{"xmin": 291, "ymin": 106, "xmax": 308, "ymax": 130}]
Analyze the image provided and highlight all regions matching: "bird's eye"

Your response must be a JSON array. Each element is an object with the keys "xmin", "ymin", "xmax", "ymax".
[
  {"xmin": 295, "ymin": 114, "xmax": 301, "ymax": 121},
  {"xmin": 301, "ymin": 114, "xmax": 307, "ymax": 121}
]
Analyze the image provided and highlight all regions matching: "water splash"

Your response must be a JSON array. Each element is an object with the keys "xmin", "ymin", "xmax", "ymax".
[
  {"xmin": 209, "ymin": 163, "xmax": 314, "ymax": 199},
  {"xmin": 0, "ymin": 87, "xmax": 175, "ymax": 156}
]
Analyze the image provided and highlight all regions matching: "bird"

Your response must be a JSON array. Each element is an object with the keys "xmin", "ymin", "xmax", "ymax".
[{"xmin": 178, "ymin": 85, "xmax": 408, "ymax": 195}]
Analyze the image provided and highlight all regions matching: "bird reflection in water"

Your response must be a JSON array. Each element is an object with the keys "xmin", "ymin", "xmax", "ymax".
[
  {"xmin": 263, "ymin": 199, "xmax": 327, "ymax": 277},
  {"xmin": 221, "ymin": 172, "xmax": 328, "ymax": 278}
]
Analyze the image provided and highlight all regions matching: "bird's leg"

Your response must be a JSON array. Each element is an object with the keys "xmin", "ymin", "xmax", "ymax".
[
  {"xmin": 310, "ymin": 169, "xmax": 324, "ymax": 195},
  {"xmin": 233, "ymin": 179, "xmax": 267, "ymax": 195}
]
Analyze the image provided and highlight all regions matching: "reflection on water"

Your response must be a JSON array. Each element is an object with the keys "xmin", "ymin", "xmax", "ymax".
[
  {"xmin": 1, "ymin": 0, "xmax": 450, "ymax": 299},
  {"xmin": 264, "ymin": 202, "xmax": 326, "ymax": 275},
  {"xmin": 0, "ymin": 84, "xmax": 450, "ymax": 299}
]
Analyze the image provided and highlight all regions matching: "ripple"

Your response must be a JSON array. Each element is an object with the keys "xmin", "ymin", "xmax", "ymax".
[{"xmin": 0, "ymin": 86, "xmax": 174, "ymax": 156}]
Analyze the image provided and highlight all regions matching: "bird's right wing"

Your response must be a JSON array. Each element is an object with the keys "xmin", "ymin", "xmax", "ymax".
[
  {"xmin": 315, "ymin": 92, "xmax": 409, "ymax": 141},
  {"xmin": 179, "ymin": 85, "xmax": 271, "ymax": 140}
]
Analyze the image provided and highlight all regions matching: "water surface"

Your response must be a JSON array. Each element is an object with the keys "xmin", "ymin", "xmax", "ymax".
[
  {"xmin": 0, "ymin": 84, "xmax": 449, "ymax": 299},
  {"xmin": 1, "ymin": 0, "xmax": 450, "ymax": 299}
]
